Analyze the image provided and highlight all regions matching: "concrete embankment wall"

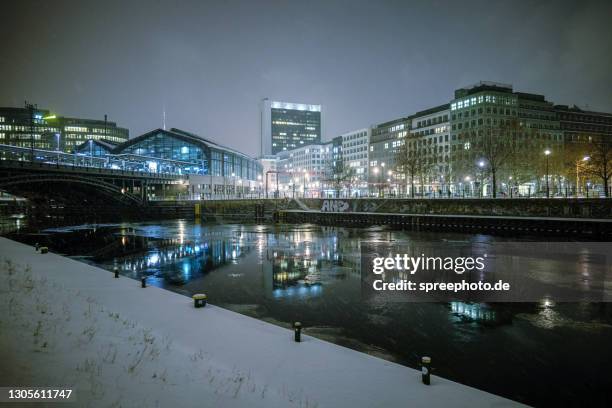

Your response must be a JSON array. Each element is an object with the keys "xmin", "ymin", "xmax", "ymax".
[
  {"xmin": 277, "ymin": 210, "xmax": 612, "ymax": 238},
  {"xmin": 146, "ymin": 198, "xmax": 302, "ymax": 221},
  {"xmin": 299, "ymin": 198, "xmax": 612, "ymax": 219}
]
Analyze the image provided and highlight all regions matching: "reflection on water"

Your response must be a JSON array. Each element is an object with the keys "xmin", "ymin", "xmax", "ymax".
[{"xmin": 4, "ymin": 219, "xmax": 612, "ymax": 407}]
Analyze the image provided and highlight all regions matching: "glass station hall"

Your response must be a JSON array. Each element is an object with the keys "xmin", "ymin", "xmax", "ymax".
[
  {"xmin": 117, "ymin": 128, "xmax": 262, "ymax": 198},
  {"xmin": 72, "ymin": 128, "xmax": 263, "ymax": 199}
]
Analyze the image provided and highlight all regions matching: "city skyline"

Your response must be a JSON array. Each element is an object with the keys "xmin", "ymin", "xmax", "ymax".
[{"xmin": 2, "ymin": 0, "xmax": 611, "ymax": 157}]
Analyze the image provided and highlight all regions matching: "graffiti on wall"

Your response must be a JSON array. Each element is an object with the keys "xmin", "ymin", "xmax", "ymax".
[{"xmin": 321, "ymin": 200, "xmax": 350, "ymax": 212}]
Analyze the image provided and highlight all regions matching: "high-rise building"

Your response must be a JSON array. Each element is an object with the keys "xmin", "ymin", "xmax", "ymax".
[
  {"xmin": 0, "ymin": 106, "xmax": 129, "ymax": 152},
  {"xmin": 260, "ymin": 99, "xmax": 321, "ymax": 155}
]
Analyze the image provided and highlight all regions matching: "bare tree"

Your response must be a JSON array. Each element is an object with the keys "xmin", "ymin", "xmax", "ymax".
[
  {"xmin": 395, "ymin": 138, "xmax": 430, "ymax": 197},
  {"xmin": 324, "ymin": 160, "xmax": 354, "ymax": 197},
  {"xmin": 585, "ymin": 139, "xmax": 612, "ymax": 197},
  {"xmin": 457, "ymin": 120, "xmax": 539, "ymax": 198}
]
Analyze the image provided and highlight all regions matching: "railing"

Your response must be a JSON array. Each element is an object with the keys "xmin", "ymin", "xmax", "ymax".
[{"xmin": 0, "ymin": 144, "xmax": 189, "ymax": 179}]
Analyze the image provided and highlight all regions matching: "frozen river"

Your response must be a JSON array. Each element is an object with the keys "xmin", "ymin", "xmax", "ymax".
[{"xmin": 5, "ymin": 219, "xmax": 612, "ymax": 407}]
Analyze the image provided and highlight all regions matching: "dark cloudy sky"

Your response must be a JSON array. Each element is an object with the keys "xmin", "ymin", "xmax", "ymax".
[{"xmin": 2, "ymin": 0, "xmax": 611, "ymax": 156}]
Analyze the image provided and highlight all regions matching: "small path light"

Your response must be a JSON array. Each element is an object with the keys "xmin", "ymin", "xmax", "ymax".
[
  {"xmin": 141, "ymin": 276, "xmax": 147, "ymax": 288},
  {"xmin": 293, "ymin": 321, "xmax": 302, "ymax": 342},
  {"xmin": 114, "ymin": 266, "xmax": 119, "ymax": 278},
  {"xmin": 193, "ymin": 293, "xmax": 207, "ymax": 308},
  {"xmin": 421, "ymin": 356, "xmax": 431, "ymax": 385},
  {"xmin": 35, "ymin": 242, "xmax": 40, "ymax": 252}
]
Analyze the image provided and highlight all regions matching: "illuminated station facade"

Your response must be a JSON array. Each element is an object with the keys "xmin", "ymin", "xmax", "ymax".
[
  {"xmin": 1, "ymin": 106, "xmax": 263, "ymax": 199},
  {"xmin": 72, "ymin": 128, "xmax": 263, "ymax": 198},
  {"xmin": 113, "ymin": 128, "xmax": 263, "ymax": 198}
]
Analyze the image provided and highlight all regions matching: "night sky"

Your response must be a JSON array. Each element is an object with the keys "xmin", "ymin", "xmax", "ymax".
[{"xmin": 2, "ymin": 0, "xmax": 611, "ymax": 156}]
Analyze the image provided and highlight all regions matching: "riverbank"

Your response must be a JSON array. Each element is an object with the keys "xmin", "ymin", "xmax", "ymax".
[{"xmin": 0, "ymin": 236, "xmax": 523, "ymax": 407}]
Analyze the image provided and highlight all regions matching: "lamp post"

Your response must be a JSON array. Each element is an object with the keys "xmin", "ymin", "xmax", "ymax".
[
  {"xmin": 303, "ymin": 170, "xmax": 309, "ymax": 198},
  {"xmin": 387, "ymin": 170, "xmax": 393, "ymax": 197},
  {"xmin": 586, "ymin": 181, "xmax": 591, "ymax": 198},
  {"xmin": 576, "ymin": 156, "xmax": 590, "ymax": 197},
  {"xmin": 89, "ymin": 139, "xmax": 94, "ymax": 166},
  {"xmin": 464, "ymin": 176, "xmax": 471, "ymax": 198},
  {"xmin": 257, "ymin": 174, "xmax": 262, "ymax": 198},
  {"xmin": 372, "ymin": 167, "xmax": 379, "ymax": 197},
  {"xmin": 544, "ymin": 149, "xmax": 551, "ymax": 198},
  {"xmin": 478, "ymin": 160, "xmax": 485, "ymax": 198},
  {"xmin": 231, "ymin": 172, "xmax": 236, "ymax": 199},
  {"xmin": 55, "ymin": 133, "xmax": 61, "ymax": 163},
  {"xmin": 509, "ymin": 176, "xmax": 513, "ymax": 198},
  {"xmin": 380, "ymin": 162, "xmax": 386, "ymax": 198}
]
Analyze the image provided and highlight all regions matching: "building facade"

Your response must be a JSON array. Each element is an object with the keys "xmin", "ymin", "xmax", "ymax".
[
  {"xmin": 261, "ymin": 99, "xmax": 322, "ymax": 155},
  {"xmin": 555, "ymin": 105, "xmax": 612, "ymax": 143},
  {"xmin": 449, "ymin": 82, "xmax": 562, "ymax": 196},
  {"xmin": 276, "ymin": 142, "xmax": 330, "ymax": 197},
  {"xmin": 368, "ymin": 117, "xmax": 410, "ymax": 196},
  {"xmin": 115, "ymin": 128, "xmax": 262, "ymax": 199},
  {"xmin": 0, "ymin": 106, "xmax": 128, "ymax": 152},
  {"xmin": 406, "ymin": 104, "xmax": 451, "ymax": 196},
  {"xmin": 340, "ymin": 128, "xmax": 370, "ymax": 196}
]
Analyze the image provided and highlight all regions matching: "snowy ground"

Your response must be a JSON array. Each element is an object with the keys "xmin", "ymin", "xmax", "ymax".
[{"xmin": 0, "ymin": 237, "xmax": 525, "ymax": 407}]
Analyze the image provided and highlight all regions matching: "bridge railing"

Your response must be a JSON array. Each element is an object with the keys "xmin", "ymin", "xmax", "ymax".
[{"xmin": 0, "ymin": 144, "xmax": 188, "ymax": 180}]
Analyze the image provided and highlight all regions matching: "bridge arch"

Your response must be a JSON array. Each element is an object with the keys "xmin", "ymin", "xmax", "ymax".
[{"xmin": 0, "ymin": 174, "xmax": 143, "ymax": 206}]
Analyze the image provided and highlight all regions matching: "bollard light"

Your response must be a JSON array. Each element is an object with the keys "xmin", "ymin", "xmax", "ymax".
[
  {"xmin": 293, "ymin": 321, "xmax": 302, "ymax": 342},
  {"xmin": 114, "ymin": 266, "xmax": 119, "ymax": 278},
  {"xmin": 193, "ymin": 293, "xmax": 207, "ymax": 308},
  {"xmin": 141, "ymin": 276, "xmax": 147, "ymax": 288},
  {"xmin": 35, "ymin": 242, "xmax": 40, "ymax": 252},
  {"xmin": 421, "ymin": 356, "xmax": 431, "ymax": 385}
]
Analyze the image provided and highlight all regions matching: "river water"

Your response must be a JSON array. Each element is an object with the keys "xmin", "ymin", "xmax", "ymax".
[{"xmin": 4, "ymin": 218, "xmax": 612, "ymax": 407}]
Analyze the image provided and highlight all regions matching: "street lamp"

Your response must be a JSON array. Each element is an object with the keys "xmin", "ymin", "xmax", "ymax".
[
  {"xmin": 464, "ymin": 176, "xmax": 471, "ymax": 197},
  {"xmin": 544, "ymin": 149, "xmax": 551, "ymax": 198},
  {"xmin": 302, "ymin": 170, "xmax": 309, "ymax": 198},
  {"xmin": 586, "ymin": 181, "xmax": 592, "ymax": 198},
  {"xmin": 89, "ymin": 139, "xmax": 94, "ymax": 166},
  {"xmin": 576, "ymin": 156, "xmax": 590, "ymax": 197},
  {"xmin": 380, "ymin": 163, "xmax": 386, "ymax": 197},
  {"xmin": 55, "ymin": 133, "xmax": 61, "ymax": 163},
  {"xmin": 372, "ymin": 167, "xmax": 380, "ymax": 197},
  {"xmin": 477, "ymin": 160, "xmax": 486, "ymax": 197},
  {"xmin": 508, "ymin": 176, "xmax": 513, "ymax": 198}
]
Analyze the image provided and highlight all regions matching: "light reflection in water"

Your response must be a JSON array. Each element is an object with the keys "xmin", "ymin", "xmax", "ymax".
[{"xmin": 7, "ymin": 220, "xmax": 612, "ymax": 408}]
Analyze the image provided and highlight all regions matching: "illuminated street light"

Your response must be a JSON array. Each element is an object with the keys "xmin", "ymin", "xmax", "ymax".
[
  {"xmin": 544, "ymin": 149, "xmax": 551, "ymax": 198},
  {"xmin": 576, "ymin": 156, "xmax": 591, "ymax": 197}
]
